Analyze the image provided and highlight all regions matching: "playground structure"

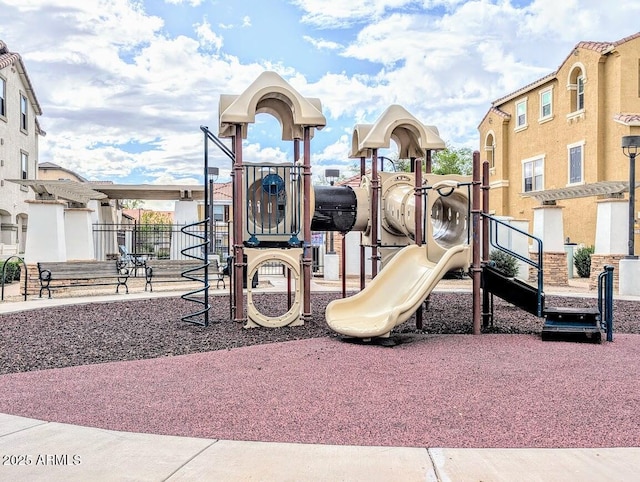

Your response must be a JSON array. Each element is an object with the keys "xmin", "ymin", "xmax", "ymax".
[
  {"xmin": 195, "ymin": 70, "xmax": 614, "ymax": 342},
  {"xmin": 204, "ymin": 71, "xmax": 473, "ymax": 333}
]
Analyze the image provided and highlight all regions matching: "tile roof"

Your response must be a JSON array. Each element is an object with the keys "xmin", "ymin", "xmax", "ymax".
[
  {"xmin": 0, "ymin": 40, "xmax": 43, "ymax": 119},
  {"xmin": 492, "ymin": 31, "xmax": 640, "ymax": 107},
  {"xmin": 213, "ymin": 181, "xmax": 232, "ymax": 201}
]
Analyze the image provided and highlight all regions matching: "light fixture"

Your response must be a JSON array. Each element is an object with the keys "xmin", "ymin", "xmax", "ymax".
[{"xmin": 621, "ymin": 135, "xmax": 640, "ymax": 259}]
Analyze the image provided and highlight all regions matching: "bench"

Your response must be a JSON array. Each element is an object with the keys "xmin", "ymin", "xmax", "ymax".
[
  {"xmin": 37, "ymin": 261, "xmax": 130, "ymax": 299},
  {"xmin": 144, "ymin": 259, "xmax": 225, "ymax": 292}
]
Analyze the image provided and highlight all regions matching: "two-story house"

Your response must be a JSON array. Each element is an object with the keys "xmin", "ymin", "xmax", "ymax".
[
  {"xmin": 0, "ymin": 40, "xmax": 44, "ymax": 255},
  {"xmin": 478, "ymin": 32, "xmax": 640, "ymax": 257}
]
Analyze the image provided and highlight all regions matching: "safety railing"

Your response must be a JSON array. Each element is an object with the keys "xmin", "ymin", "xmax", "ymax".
[
  {"xmin": 483, "ymin": 214, "xmax": 544, "ymax": 317},
  {"xmin": 598, "ymin": 265, "xmax": 614, "ymax": 342},
  {"xmin": 244, "ymin": 164, "xmax": 302, "ymax": 247}
]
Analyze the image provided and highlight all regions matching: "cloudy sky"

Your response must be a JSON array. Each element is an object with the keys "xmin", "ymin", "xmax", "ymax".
[{"xmin": 2, "ymin": 0, "xmax": 640, "ymax": 196}]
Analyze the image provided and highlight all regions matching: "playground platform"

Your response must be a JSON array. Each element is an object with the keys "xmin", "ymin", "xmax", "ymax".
[{"xmin": 1, "ymin": 281, "xmax": 639, "ymax": 481}]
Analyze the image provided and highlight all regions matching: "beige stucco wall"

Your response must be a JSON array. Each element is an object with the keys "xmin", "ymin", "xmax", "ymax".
[
  {"xmin": 0, "ymin": 60, "xmax": 40, "ymax": 249},
  {"xmin": 479, "ymin": 35, "xmax": 640, "ymax": 250}
]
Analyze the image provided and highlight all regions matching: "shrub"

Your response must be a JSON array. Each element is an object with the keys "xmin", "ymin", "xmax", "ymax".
[
  {"xmin": 489, "ymin": 249, "xmax": 519, "ymax": 278},
  {"xmin": 574, "ymin": 245, "xmax": 594, "ymax": 278},
  {"xmin": 0, "ymin": 261, "xmax": 20, "ymax": 284}
]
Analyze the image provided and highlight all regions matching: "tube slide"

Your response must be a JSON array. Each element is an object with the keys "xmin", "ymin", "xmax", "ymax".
[{"xmin": 325, "ymin": 244, "xmax": 470, "ymax": 338}]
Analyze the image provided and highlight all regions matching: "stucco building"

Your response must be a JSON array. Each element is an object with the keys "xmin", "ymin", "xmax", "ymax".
[
  {"xmin": 478, "ymin": 32, "xmax": 640, "ymax": 257},
  {"xmin": 0, "ymin": 40, "xmax": 44, "ymax": 255}
]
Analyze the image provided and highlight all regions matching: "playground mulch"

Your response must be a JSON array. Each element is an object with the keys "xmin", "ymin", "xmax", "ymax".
[{"xmin": 0, "ymin": 291, "xmax": 639, "ymax": 448}]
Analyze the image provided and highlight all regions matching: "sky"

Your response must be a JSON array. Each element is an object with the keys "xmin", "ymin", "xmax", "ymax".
[{"xmin": 2, "ymin": 0, "xmax": 640, "ymax": 208}]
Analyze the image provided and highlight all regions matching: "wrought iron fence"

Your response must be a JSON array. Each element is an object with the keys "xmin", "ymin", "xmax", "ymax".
[{"xmin": 92, "ymin": 222, "xmax": 230, "ymax": 262}]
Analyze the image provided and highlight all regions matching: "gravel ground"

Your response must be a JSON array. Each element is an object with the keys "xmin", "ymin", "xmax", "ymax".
[
  {"xmin": 0, "ymin": 290, "xmax": 637, "ymax": 375},
  {"xmin": 1, "ymin": 290, "xmax": 639, "ymax": 448}
]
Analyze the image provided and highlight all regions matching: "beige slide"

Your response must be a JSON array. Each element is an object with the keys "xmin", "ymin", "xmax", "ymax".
[{"xmin": 325, "ymin": 244, "xmax": 470, "ymax": 338}]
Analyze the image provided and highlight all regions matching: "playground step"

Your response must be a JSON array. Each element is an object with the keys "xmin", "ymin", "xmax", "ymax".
[
  {"xmin": 482, "ymin": 265, "xmax": 543, "ymax": 316},
  {"xmin": 541, "ymin": 306, "xmax": 602, "ymax": 343}
]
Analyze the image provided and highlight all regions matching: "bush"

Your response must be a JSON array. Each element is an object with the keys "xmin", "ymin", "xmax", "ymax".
[
  {"xmin": 574, "ymin": 245, "xmax": 594, "ymax": 278},
  {"xmin": 489, "ymin": 249, "xmax": 519, "ymax": 277},
  {"xmin": 0, "ymin": 261, "xmax": 21, "ymax": 284}
]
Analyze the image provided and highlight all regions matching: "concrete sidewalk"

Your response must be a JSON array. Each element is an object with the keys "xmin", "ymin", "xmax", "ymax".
[{"xmin": 2, "ymin": 413, "xmax": 639, "ymax": 481}]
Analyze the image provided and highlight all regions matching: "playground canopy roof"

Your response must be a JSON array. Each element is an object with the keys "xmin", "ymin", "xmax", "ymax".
[
  {"xmin": 350, "ymin": 105, "xmax": 446, "ymax": 159},
  {"xmin": 218, "ymin": 71, "xmax": 326, "ymax": 140}
]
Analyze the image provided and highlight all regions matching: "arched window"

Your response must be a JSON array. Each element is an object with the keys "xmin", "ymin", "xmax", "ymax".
[
  {"xmin": 567, "ymin": 63, "xmax": 586, "ymax": 113},
  {"xmin": 484, "ymin": 132, "xmax": 496, "ymax": 168}
]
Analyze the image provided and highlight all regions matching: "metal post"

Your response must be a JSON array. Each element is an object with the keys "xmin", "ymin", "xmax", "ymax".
[
  {"xmin": 324, "ymin": 169, "xmax": 340, "ymax": 254},
  {"xmin": 233, "ymin": 124, "xmax": 245, "ymax": 323},
  {"xmin": 482, "ymin": 159, "xmax": 491, "ymax": 328},
  {"xmin": 413, "ymin": 157, "xmax": 423, "ymax": 246},
  {"xmin": 629, "ymin": 151, "xmax": 636, "ymax": 258},
  {"xmin": 302, "ymin": 127, "xmax": 312, "ymax": 320},
  {"xmin": 605, "ymin": 265, "xmax": 614, "ymax": 342},
  {"xmin": 341, "ymin": 234, "xmax": 347, "ymax": 298},
  {"xmin": 622, "ymin": 135, "xmax": 640, "ymax": 259},
  {"xmin": 208, "ymin": 167, "xmax": 219, "ymax": 255},
  {"xmin": 413, "ymin": 156, "xmax": 424, "ymax": 331},
  {"xmin": 471, "ymin": 150, "xmax": 482, "ymax": 335},
  {"xmin": 360, "ymin": 156, "xmax": 366, "ymax": 290},
  {"xmin": 370, "ymin": 148, "xmax": 379, "ymax": 279}
]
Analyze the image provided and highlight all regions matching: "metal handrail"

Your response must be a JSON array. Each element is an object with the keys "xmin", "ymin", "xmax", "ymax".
[
  {"xmin": 1, "ymin": 255, "xmax": 28, "ymax": 301},
  {"xmin": 483, "ymin": 214, "xmax": 544, "ymax": 317},
  {"xmin": 200, "ymin": 125, "xmax": 235, "ymax": 161},
  {"xmin": 598, "ymin": 265, "xmax": 614, "ymax": 342}
]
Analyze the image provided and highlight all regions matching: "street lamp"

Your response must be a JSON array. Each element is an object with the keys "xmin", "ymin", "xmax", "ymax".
[
  {"xmin": 622, "ymin": 136, "xmax": 640, "ymax": 259},
  {"xmin": 324, "ymin": 169, "xmax": 340, "ymax": 253},
  {"xmin": 207, "ymin": 167, "xmax": 219, "ymax": 255}
]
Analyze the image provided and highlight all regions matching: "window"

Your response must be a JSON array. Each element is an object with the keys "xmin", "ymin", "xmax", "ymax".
[
  {"xmin": 568, "ymin": 142, "xmax": 584, "ymax": 185},
  {"xmin": 522, "ymin": 156, "xmax": 543, "ymax": 192},
  {"xmin": 516, "ymin": 99, "xmax": 527, "ymax": 129},
  {"xmin": 21, "ymin": 151, "xmax": 28, "ymax": 180},
  {"xmin": 484, "ymin": 132, "xmax": 496, "ymax": 168},
  {"xmin": 0, "ymin": 76, "xmax": 5, "ymax": 118},
  {"xmin": 567, "ymin": 64, "xmax": 586, "ymax": 116},
  {"xmin": 20, "ymin": 94, "xmax": 28, "ymax": 132},
  {"xmin": 576, "ymin": 76, "xmax": 584, "ymax": 111},
  {"xmin": 213, "ymin": 205, "xmax": 224, "ymax": 222},
  {"xmin": 540, "ymin": 88, "xmax": 552, "ymax": 120}
]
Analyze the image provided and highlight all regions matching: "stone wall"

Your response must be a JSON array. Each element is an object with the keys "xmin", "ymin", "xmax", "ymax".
[
  {"xmin": 589, "ymin": 254, "xmax": 624, "ymax": 292},
  {"xmin": 530, "ymin": 251, "xmax": 568, "ymax": 286}
]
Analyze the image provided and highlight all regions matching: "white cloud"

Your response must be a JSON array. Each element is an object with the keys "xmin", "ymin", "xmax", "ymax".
[
  {"xmin": 292, "ymin": 0, "xmax": 417, "ymax": 28},
  {"xmin": 3, "ymin": 0, "xmax": 640, "ymax": 193},
  {"xmin": 195, "ymin": 18, "xmax": 224, "ymax": 52},
  {"xmin": 164, "ymin": 0, "xmax": 203, "ymax": 6},
  {"xmin": 303, "ymin": 35, "xmax": 343, "ymax": 51}
]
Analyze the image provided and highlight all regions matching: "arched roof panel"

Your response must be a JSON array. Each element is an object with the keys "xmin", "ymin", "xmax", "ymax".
[
  {"xmin": 359, "ymin": 105, "xmax": 446, "ymax": 154},
  {"xmin": 349, "ymin": 124, "xmax": 373, "ymax": 158},
  {"xmin": 219, "ymin": 71, "xmax": 326, "ymax": 140}
]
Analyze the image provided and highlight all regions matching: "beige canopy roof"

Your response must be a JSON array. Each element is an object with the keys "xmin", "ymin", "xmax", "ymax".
[
  {"xmin": 11, "ymin": 179, "xmax": 207, "ymax": 204},
  {"xmin": 520, "ymin": 180, "xmax": 638, "ymax": 202},
  {"xmin": 218, "ymin": 71, "xmax": 326, "ymax": 140},
  {"xmin": 350, "ymin": 104, "xmax": 446, "ymax": 158},
  {"xmin": 10, "ymin": 179, "xmax": 108, "ymax": 204}
]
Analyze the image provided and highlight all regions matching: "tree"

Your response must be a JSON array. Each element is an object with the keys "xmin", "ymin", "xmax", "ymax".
[
  {"xmin": 120, "ymin": 199, "xmax": 144, "ymax": 209},
  {"xmin": 431, "ymin": 145, "xmax": 473, "ymax": 175},
  {"xmin": 140, "ymin": 210, "xmax": 172, "ymax": 225}
]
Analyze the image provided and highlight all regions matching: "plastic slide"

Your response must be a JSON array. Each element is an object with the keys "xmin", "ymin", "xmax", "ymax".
[{"xmin": 325, "ymin": 244, "xmax": 470, "ymax": 338}]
